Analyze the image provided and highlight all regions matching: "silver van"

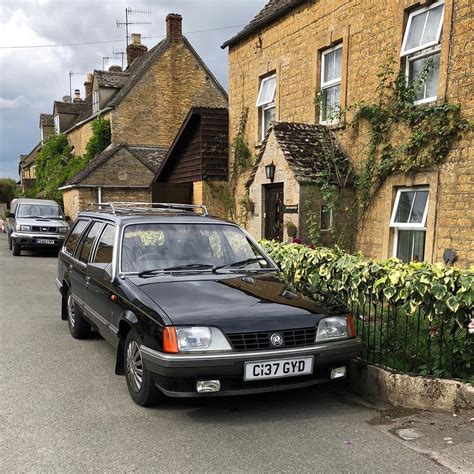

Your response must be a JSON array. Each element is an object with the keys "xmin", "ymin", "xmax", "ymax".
[{"xmin": 7, "ymin": 198, "xmax": 70, "ymax": 256}]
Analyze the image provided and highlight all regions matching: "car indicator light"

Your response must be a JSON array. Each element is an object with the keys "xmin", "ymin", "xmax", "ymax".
[
  {"xmin": 163, "ymin": 326, "xmax": 178, "ymax": 353},
  {"xmin": 347, "ymin": 314, "xmax": 356, "ymax": 337}
]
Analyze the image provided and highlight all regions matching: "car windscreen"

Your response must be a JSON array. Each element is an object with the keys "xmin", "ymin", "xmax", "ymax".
[
  {"xmin": 17, "ymin": 204, "xmax": 63, "ymax": 218},
  {"xmin": 121, "ymin": 223, "xmax": 270, "ymax": 274}
]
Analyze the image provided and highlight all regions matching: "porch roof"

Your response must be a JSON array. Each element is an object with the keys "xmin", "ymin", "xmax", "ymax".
[{"xmin": 246, "ymin": 121, "xmax": 354, "ymax": 187}]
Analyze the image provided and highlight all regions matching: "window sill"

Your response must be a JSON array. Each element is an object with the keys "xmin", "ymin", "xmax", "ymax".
[{"xmin": 319, "ymin": 120, "xmax": 346, "ymax": 131}]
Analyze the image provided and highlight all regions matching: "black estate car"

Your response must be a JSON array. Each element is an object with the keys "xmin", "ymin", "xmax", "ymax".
[{"xmin": 56, "ymin": 203, "xmax": 361, "ymax": 406}]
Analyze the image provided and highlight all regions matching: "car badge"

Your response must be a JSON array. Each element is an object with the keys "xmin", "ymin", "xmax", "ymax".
[
  {"xmin": 42, "ymin": 227, "xmax": 47, "ymax": 231},
  {"xmin": 270, "ymin": 333, "xmax": 283, "ymax": 347}
]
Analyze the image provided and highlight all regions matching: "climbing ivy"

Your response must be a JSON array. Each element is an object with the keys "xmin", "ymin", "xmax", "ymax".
[
  {"xmin": 312, "ymin": 58, "xmax": 471, "ymax": 244},
  {"xmin": 208, "ymin": 108, "xmax": 253, "ymax": 222},
  {"xmin": 25, "ymin": 117, "xmax": 111, "ymax": 203}
]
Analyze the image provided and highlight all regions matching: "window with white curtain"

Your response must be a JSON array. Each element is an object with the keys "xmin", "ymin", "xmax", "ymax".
[
  {"xmin": 390, "ymin": 187, "xmax": 429, "ymax": 262},
  {"xmin": 256, "ymin": 74, "xmax": 276, "ymax": 141},
  {"xmin": 320, "ymin": 44, "xmax": 342, "ymax": 124},
  {"xmin": 401, "ymin": 1, "xmax": 444, "ymax": 104}
]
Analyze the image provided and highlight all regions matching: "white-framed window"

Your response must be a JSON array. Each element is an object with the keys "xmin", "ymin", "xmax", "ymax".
[
  {"xmin": 256, "ymin": 74, "xmax": 276, "ymax": 141},
  {"xmin": 320, "ymin": 43, "xmax": 342, "ymax": 124},
  {"xmin": 401, "ymin": 1, "xmax": 444, "ymax": 105},
  {"xmin": 54, "ymin": 115, "xmax": 60, "ymax": 134},
  {"xmin": 92, "ymin": 89, "xmax": 100, "ymax": 114},
  {"xmin": 390, "ymin": 187, "xmax": 429, "ymax": 262},
  {"xmin": 320, "ymin": 204, "xmax": 333, "ymax": 231}
]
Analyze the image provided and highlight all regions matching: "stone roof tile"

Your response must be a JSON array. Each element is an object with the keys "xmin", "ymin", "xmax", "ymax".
[
  {"xmin": 222, "ymin": 0, "xmax": 306, "ymax": 48},
  {"xmin": 247, "ymin": 121, "xmax": 354, "ymax": 187}
]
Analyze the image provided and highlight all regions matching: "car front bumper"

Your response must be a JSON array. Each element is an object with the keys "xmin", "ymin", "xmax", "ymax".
[
  {"xmin": 141, "ymin": 337, "xmax": 362, "ymax": 397},
  {"xmin": 11, "ymin": 232, "xmax": 65, "ymax": 249}
]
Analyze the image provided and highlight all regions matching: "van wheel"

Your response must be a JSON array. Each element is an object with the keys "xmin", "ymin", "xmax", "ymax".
[
  {"xmin": 124, "ymin": 329, "xmax": 163, "ymax": 407},
  {"xmin": 67, "ymin": 290, "xmax": 91, "ymax": 339},
  {"xmin": 12, "ymin": 240, "xmax": 21, "ymax": 256}
]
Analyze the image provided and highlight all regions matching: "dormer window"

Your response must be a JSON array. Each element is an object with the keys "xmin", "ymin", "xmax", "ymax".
[
  {"xmin": 54, "ymin": 115, "xmax": 60, "ymax": 134},
  {"xmin": 92, "ymin": 90, "xmax": 100, "ymax": 114},
  {"xmin": 256, "ymin": 74, "xmax": 276, "ymax": 141},
  {"xmin": 401, "ymin": 1, "xmax": 444, "ymax": 105}
]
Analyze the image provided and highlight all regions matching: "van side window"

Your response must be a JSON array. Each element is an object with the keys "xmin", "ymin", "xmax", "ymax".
[
  {"xmin": 64, "ymin": 220, "xmax": 89, "ymax": 255},
  {"xmin": 78, "ymin": 222, "xmax": 103, "ymax": 264},
  {"xmin": 93, "ymin": 224, "xmax": 116, "ymax": 264}
]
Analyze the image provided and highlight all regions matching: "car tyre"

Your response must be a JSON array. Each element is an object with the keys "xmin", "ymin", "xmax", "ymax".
[
  {"xmin": 12, "ymin": 240, "xmax": 21, "ymax": 256},
  {"xmin": 66, "ymin": 290, "xmax": 91, "ymax": 339},
  {"xmin": 124, "ymin": 329, "xmax": 163, "ymax": 407}
]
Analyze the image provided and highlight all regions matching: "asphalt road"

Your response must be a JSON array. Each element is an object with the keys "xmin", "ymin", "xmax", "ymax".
[{"xmin": 0, "ymin": 233, "xmax": 458, "ymax": 472}]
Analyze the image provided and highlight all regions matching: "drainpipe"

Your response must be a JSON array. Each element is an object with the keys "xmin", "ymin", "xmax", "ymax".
[{"xmin": 97, "ymin": 187, "xmax": 102, "ymax": 204}]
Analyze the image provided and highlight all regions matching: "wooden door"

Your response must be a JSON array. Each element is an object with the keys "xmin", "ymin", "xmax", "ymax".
[{"xmin": 264, "ymin": 184, "xmax": 284, "ymax": 241}]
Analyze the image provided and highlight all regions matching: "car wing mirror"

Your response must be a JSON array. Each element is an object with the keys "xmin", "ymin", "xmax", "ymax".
[
  {"xmin": 7, "ymin": 212, "xmax": 14, "ymax": 218},
  {"xmin": 87, "ymin": 262, "xmax": 112, "ymax": 280}
]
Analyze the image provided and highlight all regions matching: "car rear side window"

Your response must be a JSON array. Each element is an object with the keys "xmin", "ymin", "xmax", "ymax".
[
  {"xmin": 78, "ymin": 222, "xmax": 103, "ymax": 264},
  {"xmin": 64, "ymin": 220, "xmax": 89, "ymax": 255},
  {"xmin": 93, "ymin": 224, "xmax": 116, "ymax": 264}
]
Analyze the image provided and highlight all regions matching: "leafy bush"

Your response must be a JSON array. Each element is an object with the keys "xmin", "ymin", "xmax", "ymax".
[
  {"xmin": 83, "ymin": 117, "xmax": 111, "ymax": 163},
  {"xmin": 261, "ymin": 240, "xmax": 474, "ymax": 380}
]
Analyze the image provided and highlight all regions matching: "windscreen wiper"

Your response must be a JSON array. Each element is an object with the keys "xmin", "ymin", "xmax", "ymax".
[
  {"xmin": 213, "ymin": 257, "xmax": 269, "ymax": 272},
  {"xmin": 138, "ymin": 263, "xmax": 214, "ymax": 277}
]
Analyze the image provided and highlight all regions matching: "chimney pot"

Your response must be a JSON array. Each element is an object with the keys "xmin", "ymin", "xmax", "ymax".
[
  {"xmin": 84, "ymin": 72, "xmax": 93, "ymax": 97},
  {"xmin": 166, "ymin": 13, "xmax": 183, "ymax": 42},
  {"xmin": 73, "ymin": 89, "xmax": 81, "ymax": 103},
  {"xmin": 126, "ymin": 32, "xmax": 148, "ymax": 67},
  {"xmin": 131, "ymin": 33, "xmax": 141, "ymax": 45},
  {"xmin": 108, "ymin": 65, "xmax": 122, "ymax": 72}
]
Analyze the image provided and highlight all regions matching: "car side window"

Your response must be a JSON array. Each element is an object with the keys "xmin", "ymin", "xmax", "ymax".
[
  {"xmin": 78, "ymin": 222, "xmax": 103, "ymax": 264},
  {"xmin": 64, "ymin": 219, "xmax": 89, "ymax": 255},
  {"xmin": 92, "ymin": 224, "xmax": 116, "ymax": 264}
]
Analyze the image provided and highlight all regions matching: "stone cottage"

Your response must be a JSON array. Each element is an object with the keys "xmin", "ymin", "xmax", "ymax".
[
  {"xmin": 57, "ymin": 13, "xmax": 228, "ymax": 218},
  {"xmin": 222, "ymin": 0, "xmax": 473, "ymax": 266}
]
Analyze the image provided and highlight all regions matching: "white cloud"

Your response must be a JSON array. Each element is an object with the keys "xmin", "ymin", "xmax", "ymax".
[{"xmin": 0, "ymin": 96, "xmax": 30, "ymax": 109}]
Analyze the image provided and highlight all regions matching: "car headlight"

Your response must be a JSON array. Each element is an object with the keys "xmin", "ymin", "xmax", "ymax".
[
  {"xmin": 57, "ymin": 227, "xmax": 69, "ymax": 233},
  {"xmin": 16, "ymin": 224, "xmax": 31, "ymax": 232},
  {"xmin": 316, "ymin": 316, "xmax": 349, "ymax": 341},
  {"xmin": 164, "ymin": 326, "xmax": 232, "ymax": 352}
]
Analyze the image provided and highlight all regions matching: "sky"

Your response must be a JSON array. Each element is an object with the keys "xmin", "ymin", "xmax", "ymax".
[{"xmin": 0, "ymin": 0, "xmax": 267, "ymax": 179}]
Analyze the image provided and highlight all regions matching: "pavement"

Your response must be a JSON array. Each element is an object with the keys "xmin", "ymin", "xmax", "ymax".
[{"xmin": 0, "ymin": 232, "xmax": 472, "ymax": 473}]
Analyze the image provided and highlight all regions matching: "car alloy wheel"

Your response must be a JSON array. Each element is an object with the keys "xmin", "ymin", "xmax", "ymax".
[
  {"xmin": 67, "ymin": 294, "xmax": 76, "ymax": 328},
  {"xmin": 126, "ymin": 340, "xmax": 143, "ymax": 393}
]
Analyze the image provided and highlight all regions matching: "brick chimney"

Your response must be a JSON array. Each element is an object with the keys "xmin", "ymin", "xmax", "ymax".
[
  {"xmin": 73, "ymin": 89, "xmax": 81, "ymax": 103},
  {"xmin": 126, "ymin": 33, "xmax": 148, "ymax": 67},
  {"xmin": 166, "ymin": 13, "xmax": 182, "ymax": 42},
  {"xmin": 84, "ymin": 72, "xmax": 93, "ymax": 97}
]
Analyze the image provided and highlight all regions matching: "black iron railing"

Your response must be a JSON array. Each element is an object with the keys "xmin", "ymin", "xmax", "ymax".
[{"xmin": 344, "ymin": 294, "xmax": 473, "ymax": 380}]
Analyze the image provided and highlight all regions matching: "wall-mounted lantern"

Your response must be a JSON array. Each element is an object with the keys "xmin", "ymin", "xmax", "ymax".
[{"xmin": 265, "ymin": 161, "xmax": 276, "ymax": 183}]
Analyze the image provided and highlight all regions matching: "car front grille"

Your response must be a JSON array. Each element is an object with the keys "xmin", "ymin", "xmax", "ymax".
[
  {"xmin": 32, "ymin": 226, "xmax": 57, "ymax": 233},
  {"xmin": 227, "ymin": 327, "xmax": 317, "ymax": 351}
]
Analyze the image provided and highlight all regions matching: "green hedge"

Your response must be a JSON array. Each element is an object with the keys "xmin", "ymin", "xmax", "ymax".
[{"xmin": 261, "ymin": 240, "xmax": 474, "ymax": 380}]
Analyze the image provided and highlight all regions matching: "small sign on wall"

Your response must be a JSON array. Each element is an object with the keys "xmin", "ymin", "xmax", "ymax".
[{"xmin": 283, "ymin": 204, "xmax": 299, "ymax": 214}]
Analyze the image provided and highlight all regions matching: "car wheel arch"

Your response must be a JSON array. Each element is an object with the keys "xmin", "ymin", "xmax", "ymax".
[
  {"xmin": 115, "ymin": 312, "xmax": 140, "ymax": 375},
  {"xmin": 61, "ymin": 279, "xmax": 71, "ymax": 321}
]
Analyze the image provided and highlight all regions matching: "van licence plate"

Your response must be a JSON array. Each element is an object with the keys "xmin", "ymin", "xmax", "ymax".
[
  {"xmin": 37, "ymin": 239, "xmax": 55, "ymax": 245},
  {"xmin": 244, "ymin": 356, "xmax": 314, "ymax": 381}
]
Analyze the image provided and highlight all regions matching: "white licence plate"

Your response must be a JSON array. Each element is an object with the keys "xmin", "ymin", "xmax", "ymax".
[
  {"xmin": 37, "ymin": 239, "xmax": 55, "ymax": 245},
  {"xmin": 244, "ymin": 356, "xmax": 314, "ymax": 381}
]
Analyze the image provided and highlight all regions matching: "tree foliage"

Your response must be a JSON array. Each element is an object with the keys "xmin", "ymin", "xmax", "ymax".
[{"xmin": 0, "ymin": 178, "xmax": 17, "ymax": 206}]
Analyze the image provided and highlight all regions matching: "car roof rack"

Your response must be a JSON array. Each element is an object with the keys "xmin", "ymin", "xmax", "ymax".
[{"xmin": 86, "ymin": 202, "xmax": 208, "ymax": 217}]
